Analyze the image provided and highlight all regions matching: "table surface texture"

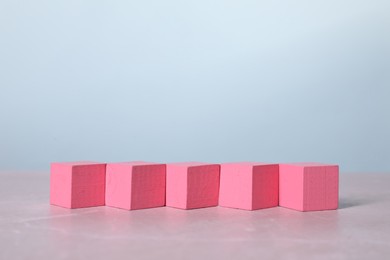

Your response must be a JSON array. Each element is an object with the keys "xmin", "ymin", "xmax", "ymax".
[{"xmin": 0, "ymin": 172, "xmax": 389, "ymax": 259}]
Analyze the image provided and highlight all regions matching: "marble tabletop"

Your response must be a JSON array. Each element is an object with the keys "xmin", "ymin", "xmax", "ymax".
[{"xmin": 0, "ymin": 172, "xmax": 389, "ymax": 259}]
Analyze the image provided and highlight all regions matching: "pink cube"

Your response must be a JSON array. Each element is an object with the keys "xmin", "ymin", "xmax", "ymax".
[
  {"xmin": 105, "ymin": 162, "xmax": 166, "ymax": 210},
  {"xmin": 279, "ymin": 163, "xmax": 339, "ymax": 211},
  {"xmin": 166, "ymin": 162, "xmax": 220, "ymax": 209},
  {"xmin": 219, "ymin": 163, "xmax": 279, "ymax": 210},
  {"xmin": 50, "ymin": 162, "xmax": 106, "ymax": 209}
]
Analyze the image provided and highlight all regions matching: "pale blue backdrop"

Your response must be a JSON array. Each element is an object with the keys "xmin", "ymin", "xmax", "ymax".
[{"xmin": 1, "ymin": 0, "xmax": 389, "ymax": 172}]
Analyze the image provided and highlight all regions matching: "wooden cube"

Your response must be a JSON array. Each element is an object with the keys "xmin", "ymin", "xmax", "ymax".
[
  {"xmin": 219, "ymin": 163, "xmax": 279, "ymax": 210},
  {"xmin": 279, "ymin": 163, "xmax": 339, "ymax": 211},
  {"xmin": 105, "ymin": 162, "xmax": 166, "ymax": 210},
  {"xmin": 50, "ymin": 162, "xmax": 106, "ymax": 209},
  {"xmin": 166, "ymin": 162, "xmax": 220, "ymax": 209}
]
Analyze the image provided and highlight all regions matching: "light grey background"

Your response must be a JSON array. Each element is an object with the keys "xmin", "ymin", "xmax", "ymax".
[{"xmin": 1, "ymin": 0, "xmax": 389, "ymax": 172}]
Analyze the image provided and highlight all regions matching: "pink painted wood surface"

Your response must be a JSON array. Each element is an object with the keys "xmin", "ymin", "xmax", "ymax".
[
  {"xmin": 50, "ymin": 162, "xmax": 106, "ymax": 209},
  {"xmin": 166, "ymin": 162, "xmax": 220, "ymax": 209},
  {"xmin": 279, "ymin": 163, "xmax": 339, "ymax": 211},
  {"xmin": 219, "ymin": 162, "xmax": 279, "ymax": 210},
  {"xmin": 105, "ymin": 162, "xmax": 166, "ymax": 210}
]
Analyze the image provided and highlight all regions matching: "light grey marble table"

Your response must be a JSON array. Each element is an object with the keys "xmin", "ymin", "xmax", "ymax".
[{"xmin": 0, "ymin": 172, "xmax": 389, "ymax": 260}]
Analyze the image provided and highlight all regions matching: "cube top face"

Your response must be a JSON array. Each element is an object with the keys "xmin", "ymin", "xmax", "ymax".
[
  {"xmin": 281, "ymin": 162, "xmax": 338, "ymax": 168},
  {"xmin": 279, "ymin": 163, "xmax": 339, "ymax": 211},
  {"xmin": 166, "ymin": 163, "xmax": 220, "ymax": 209},
  {"xmin": 221, "ymin": 162, "xmax": 276, "ymax": 167},
  {"xmin": 110, "ymin": 161, "xmax": 162, "ymax": 167},
  {"xmin": 168, "ymin": 162, "xmax": 218, "ymax": 168},
  {"xmin": 51, "ymin": 161, "xmax": 105, "ymax": 167},
  {"xmin": 105, "ymin": 162, "xmax": 165, "ymax": 173},
  {"xmin": 50, "ymin": 162, "xmax": 106, "ymax": 209},
  {"xmin": 219, "ymin": 163, "xmax": 279, "ymax": 210},
  {"xmin": 105, "ymin": 162, "xmax": 166, "ymax": 210}
]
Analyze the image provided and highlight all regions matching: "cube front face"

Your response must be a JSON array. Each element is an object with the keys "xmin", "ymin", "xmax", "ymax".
[
  {"xmin": 166, "ymin": 163, "xmax": 220, "ymax": 209},
  {"xmin": 279, "ymin": 164, "xmax": 339, "ymax": 211},
  {"xmin": 187, "ymin": 165, "xmax": 220, "ymax": 209},
  {"xmin": 279, "ymin": 165, "xmax": 305, "ymax": 211},
  {"xmin": 325, "ymin": 166, "xmax": 339, "ymax": 209},
  {"xmin": 131, "ymin": 164, "xmax": 166, "ymax": 210},
  {"xmin": 219, "ymin": 164, "xmax": 253, "ymax": 210},
  {"xmin": 50, "ymin": 164, "xmax": 72, "ymax": 208},
  {"xmin": 105, "ymin": 164, "xmax": 133, "ymax": 210},
  {"xmin": 71, "ymin": 164, "xmax": 106, "ymax": 208},
  {"xmin": 219, "ymin": 163, "xmax": 279, "ymax": 210},
  {"xmin": 303, "ymin": 166, "xmax": 338, "ymax": 211},
  {"xmin": 252, "ymin": 164, "xmax": 279, "ymax": 210},
  {"xmin": 50, "ymin": 162, "xmax": 106, "ymax": 209},
  {"xmin": 105, "ymin": 163, "xmax": 166, "ymax": 210},
  {"xmin": 166, "ymin": 165, "xmax": 188, "ymax": 209}
]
